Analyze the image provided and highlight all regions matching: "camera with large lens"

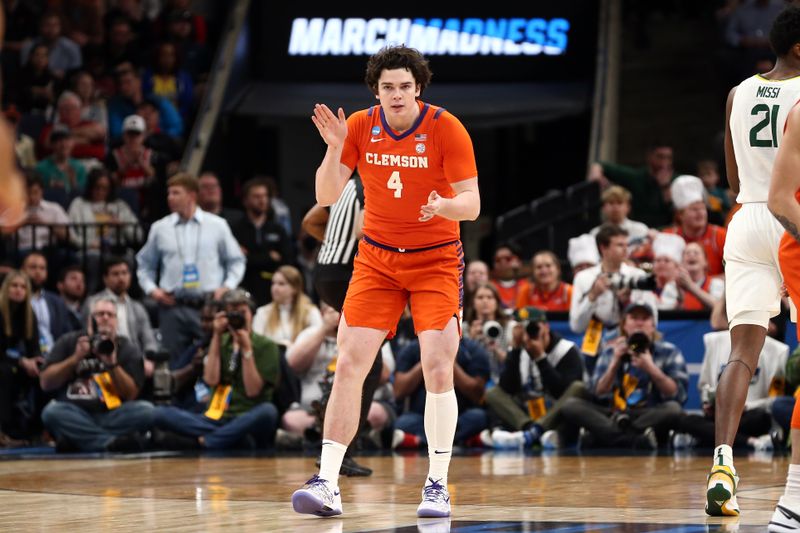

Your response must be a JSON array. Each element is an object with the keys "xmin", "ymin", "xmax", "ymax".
[
  {"xmin": 90, "ymin": 332, "xmax": 115, "ymax": 357},
  {"xmin": 75, "ymin": 356, "xmax": 110, "ymax": 378},
  {"xmin": 481, "ymin": 320, "xmax": 503, "ymax": 340},
  {"xmin": 147, "ymin": 350, "xmax": 173, "ymax": 404},
  {"xmin": 226, "ymin": 310, "xmax": 246, "ymax": 330},
  {"xmin": 608, "ymin": 272, "xmax": 657, "ymax": 291},
  {"xmin": 525, "ymin": 320, "xmax": 541, "ymax": 339}
]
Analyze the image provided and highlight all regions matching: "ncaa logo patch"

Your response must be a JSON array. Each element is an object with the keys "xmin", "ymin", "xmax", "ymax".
[
  {"xmin": 371, "ymin": 126, "xmax": 381, "ymax": 136},
  {"xmin": 416, "ymin": 143, "xmax": 426, "ymax": 154}
]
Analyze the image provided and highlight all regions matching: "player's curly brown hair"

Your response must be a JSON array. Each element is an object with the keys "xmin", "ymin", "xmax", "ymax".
[{"xmin": 364, "ymin": 45, "xmax": 433, "ymax": 96}]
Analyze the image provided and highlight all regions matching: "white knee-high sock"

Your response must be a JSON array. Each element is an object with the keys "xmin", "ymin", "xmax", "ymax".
[
  {"xmin": 318, "ymin": 439, "xmax": 347, "ymax": 487},
  {"xmin": 783, "ymin": 464, "xmax": 800, "ymax": 504},
  {"xmin": 424, "ymin": 389, "xmax": 458, "ymax": 485}
]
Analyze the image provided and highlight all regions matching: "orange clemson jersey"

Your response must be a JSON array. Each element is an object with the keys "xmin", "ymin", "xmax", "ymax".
[{"xmin": 340, "ymin": 100, "xmax": 477, "ymax": 249}]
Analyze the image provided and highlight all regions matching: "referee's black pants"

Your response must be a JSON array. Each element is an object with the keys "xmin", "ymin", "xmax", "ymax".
[{"xmin": 314, "ymin": 264, "xmax": 383, "ymax": 448}]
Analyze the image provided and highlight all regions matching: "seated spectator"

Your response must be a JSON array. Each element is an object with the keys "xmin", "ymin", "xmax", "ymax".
[
  {"xmin": 84, "ymin": 256, "xmax": 158, "ymax": 356},
  {"xmin": 17, "ymin": 173, "xmax": 70, "ymax": 254},
  {"xmin": 463, "ymin": 282, "xmax": 512, "ymax": 382},
  {"xmin": 104, "ymin": 17, "xmax": 143, "ymax": 71},
  {"xmin": 567, "ymin": 233, "xmax": 600, "ymax": 277},
  {"xmin": 671, "ymin": 299, "xmax": 787, "ymax": 451},
  {"xmin": 152, "ymin": 289, "xmax": 280, "ymax": 450},
  {"xmin": 664, "ymin": 175, "xmax": 727, "ymax": 276},
  {"xmin": 484, "ymin": 307, "xmax": 583, "ymax": 449},
  {"xmin": 677, "ymin": 242, "xmax": 725, "ymax": 311},
  {"xmin": 558, "ymin": 302, "xmax": 688, "ymax": 449},
  {"xmin": 651, "ymin": 233, "xmax": 685, "ymax": 311},
  {"xmin": 569, "ymin": 224, "xmax": 658, "ymax": 335},
  {"xmin": 0, "ymin": 271, "xmax": 45, "ymax": 444},
  {"xmin": 61, "ymin": 0, "xmax": 105, "ymax": 48},
  {"xmin": 70, "ymin": 70, "xmax": 108, "ymax": 134},
  {"xmin": 20, "ymin": 11, "xmax": 82, "ymax": 80},
  {"xmin": 104, "ymin": 0, "xmax": 153, "ymax": 45},
  {"xmin": 6, "ymin": 107, "xmax": 36, "ymax": 169},
  {"xmin": 281, "ymin": 302, "xmax": 341, "ymax": 439},
  {"xmin": 725, "ymin": 0, "xmax": 783, "ymax": 78},
  {"xmin": 39, "ymin": 298, "xmax": 154, "ymax": 453},
  {"xmin": 155, "ymin": 0, "xmax": 207, "ymax": 44},
  {"xmin": 22, "ymin": 252, "xmax": 78, "ymax": 354},
  {"xmin": 491, "ymin": 243, "xmax": 525, "ymax": 309},
  {"xmin": 56, "ymin": 265, "xmax": 85, "ymax": 330},
  {"xmin": 697, "ymin": 159, "xmax": 731, "ymax": 223},
  {"xmin": 138, "ymin": 98, "xmax": 182, "ymax": 164},
  {"xmin": 590, "ymin": 185, "xmax": 650, "ymax": 248},
  {"xmin": 39, "ymin": 91, "xmax": 107, "ymax": 161},
  {"xmin": 393, "ymin": 337, "xmax": 490, "ymax": 448},
  {"xmin": 197, "ymin": 171, "xmax": 243, "ymax": 227},
  {"xmin": 587, "ymin": 141, "xmax": 675, "ymax": 228},
  {"xmin": 463, "ymin": 259, "xmax": 489, "ymax": 320},
  {"xmin": 67, "ymin": 167, "xmax": 141, "ymax": 256},
  {"xmin": 252, "ymin": 265, "xmax": 322, "ymax": 347},
  {"xmin": 107, "ymin": 115, "xmax": 161, "ymax": 217},
  {"xmin": 107, "ymin": 64, "xmax": 183, "ymax": 141},
  {"xmin": 516, "ymin": 250, "xmax": 573, "ymax": 312},
  {"xmin": 9, "ymin": 43, "xmax": 56, "ymax": 114},
  {"xmin": 233, "ymin": 178, "xmax": 293, "ymax": 307},
  {"xmin": 142, "ymin": 42, "xmax": 194, "ymax": 122},
  {"xmin": 163, "ymin": 8, "xmax": 210, "ymax": 80},
  {"xmin": 35, "ymin": 126, "xmax": 88, "ymax": 195},
  {"xmin": 2, "ymin": 1, "xmax": 39, "ymax": 75}
]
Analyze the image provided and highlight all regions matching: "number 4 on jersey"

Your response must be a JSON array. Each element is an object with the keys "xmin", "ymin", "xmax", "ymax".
[{"xmin": 387, "ymin": 171, "xmax": 403, "ymax": 198}]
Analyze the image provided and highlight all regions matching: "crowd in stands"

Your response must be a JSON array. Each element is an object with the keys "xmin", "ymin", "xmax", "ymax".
[{"xmin": 0, "ymin": 0, "xmax": 795, "ymax": 459}]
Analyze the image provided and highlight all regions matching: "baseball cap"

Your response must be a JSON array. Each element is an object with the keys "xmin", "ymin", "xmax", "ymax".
[
  {"xmin": 514, "ymin": 306, "xmax": 547, "ymax": 323},
  {"xmin": 222, "ymin": 288, "xmax": 255, "ymax": 310},
  {"xmin": 623, "ymin": 302, "xmax": 654, "ymax": 317},
  {"xmin": 122, "ymin": 114, "xmax": 146, "ymax": 133},
  {"xmin": 49, "ymin": 125, "xmax": 72, "ymax": 142}
]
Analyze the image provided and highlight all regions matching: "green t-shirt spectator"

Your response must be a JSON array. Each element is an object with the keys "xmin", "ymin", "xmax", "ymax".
[
  {"xmin": 218, "ymin": 332, "xmax": 280, "ymax": 418},
  {"xmin": 35, "ymin": 156, "xmax": 87, "ymax": 195},
  {"xmin": 600, "ymin": 162, "xmax": 675, "ymax": 228}
]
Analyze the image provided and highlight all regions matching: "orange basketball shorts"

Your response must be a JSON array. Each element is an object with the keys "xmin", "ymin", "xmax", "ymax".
[
  {"xmin": 342, "ymin": 235, "xmax": 465, "ymax": 338},
  {"xmin": 780, "ymin": 231, "xmax": 800, "ymax": 338}
]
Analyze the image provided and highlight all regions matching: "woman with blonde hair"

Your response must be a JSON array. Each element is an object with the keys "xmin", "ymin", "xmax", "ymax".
[
  {"xmin": 0, "ymin": 271, "xmax": 44, "ymax": 446},
  {"xmin": 252, "ymin": 265, "xmax": 322, "ymax": 347}
]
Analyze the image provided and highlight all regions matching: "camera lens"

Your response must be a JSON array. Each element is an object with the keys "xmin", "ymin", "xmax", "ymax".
[{"xmin": 525, "ymin": 321, "xmax": 540, "ymax": 338}]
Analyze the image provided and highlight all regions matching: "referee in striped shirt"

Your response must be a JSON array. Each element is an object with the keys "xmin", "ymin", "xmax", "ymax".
[{"xmin": 303, "ymin": 175, "xmax": 383, "ymax": 477}]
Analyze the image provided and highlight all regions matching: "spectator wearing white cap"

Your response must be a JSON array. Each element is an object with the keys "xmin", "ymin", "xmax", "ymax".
[
  {"xmin": 567, "ymin": 234, "xmax": 600, "ymax": 277},
  {"xmin": 663, "ymin": 175, "xmax": 727, "ymax": 276},
  {"xmin": 106, "ymin": 114, "xmax": 161, "ymax": 218},
  {"xmin": 677, "ymin": 243, "xmax": 725, "ymax": 311},
  {"xmin": 651, "ymin": 233, "xmax": 685, "ymax": 310}
]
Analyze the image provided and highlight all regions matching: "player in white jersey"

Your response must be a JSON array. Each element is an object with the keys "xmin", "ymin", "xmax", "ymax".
[
  {"xmin": 706, "ymin": 6, "xmax": 800, "ymax": 519},
  {"xmin": 765, "ymin": 7, "xmax": 800, "ymax": 532}
]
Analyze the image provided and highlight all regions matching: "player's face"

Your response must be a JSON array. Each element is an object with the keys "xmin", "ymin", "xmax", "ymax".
[{"xmin": 376, "ymin": 68, "xmax": 421, "ymax": 131}]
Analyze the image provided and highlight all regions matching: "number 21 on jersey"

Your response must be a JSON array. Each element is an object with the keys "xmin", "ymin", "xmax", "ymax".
[
  {"xmin": 387, "ymin": 171, "xmax": 403, "ymax": 198},
  {"xmin": 750, "ymin": 104, "xmax": 780, "ymax": 148}
]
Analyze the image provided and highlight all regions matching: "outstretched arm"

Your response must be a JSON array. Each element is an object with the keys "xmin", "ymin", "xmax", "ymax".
[
  {"xmin": 311, "ymin": 104, "xmax": 353, "ymax": 206},
  {"xmin": 768, "ymin": 105, "xmax": 800, "ymax": 243},
  {"xmin": 724, "ymin": 86, "xmax": 740, "ymax": 196}
]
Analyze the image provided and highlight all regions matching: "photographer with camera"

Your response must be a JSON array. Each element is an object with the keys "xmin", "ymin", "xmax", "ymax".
[
  {"xmin": 39, "ymin": 298, "xmax": 154, "ymax": 453},
  {"xmin": 151, "ymin": 289, "xmax": 280, "ymax": 450},
  {"xmin": 558, "ymin": 302, "xmax": 688, "ymax": 449},
  {"xmin": 484, "ymin": 307, "xmax": 583, "ymax": 449},
  {"xmin": 463, "ymin": 282, "xmax": 510, "ymax": 382},
  {"xmin": 569, "ymin": 224, "xmax": 658, "ymax": 336}
]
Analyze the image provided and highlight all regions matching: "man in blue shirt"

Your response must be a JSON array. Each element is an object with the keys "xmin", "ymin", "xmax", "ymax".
[{"xmin": 136, "ymin": 173, "xmax": 245, "ymax": 362}]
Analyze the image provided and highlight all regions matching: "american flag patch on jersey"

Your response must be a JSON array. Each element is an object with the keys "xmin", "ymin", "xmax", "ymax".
[{"xmin": 415, "ymin": 133, "xmax": 427, "ymax": 141}]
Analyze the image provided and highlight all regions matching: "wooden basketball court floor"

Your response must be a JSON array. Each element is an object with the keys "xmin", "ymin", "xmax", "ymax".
[{"xmin": 0, "ymin": 451, "xmax": 788, "ymax": 531}]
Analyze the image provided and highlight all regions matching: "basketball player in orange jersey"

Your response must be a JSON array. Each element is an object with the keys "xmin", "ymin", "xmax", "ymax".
[
  {"xmin": 766, "ymin": 14, "xmax": 800, "ymax": 531},
  {"xmin": 291, "ymin": 45, "xmax": 479, "ymax": 518}
]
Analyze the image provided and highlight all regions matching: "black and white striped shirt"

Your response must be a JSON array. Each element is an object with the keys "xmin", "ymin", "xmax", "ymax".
[{"xmin": 317, "ymin": 177, "xmax": 364, "ymax": 267}]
